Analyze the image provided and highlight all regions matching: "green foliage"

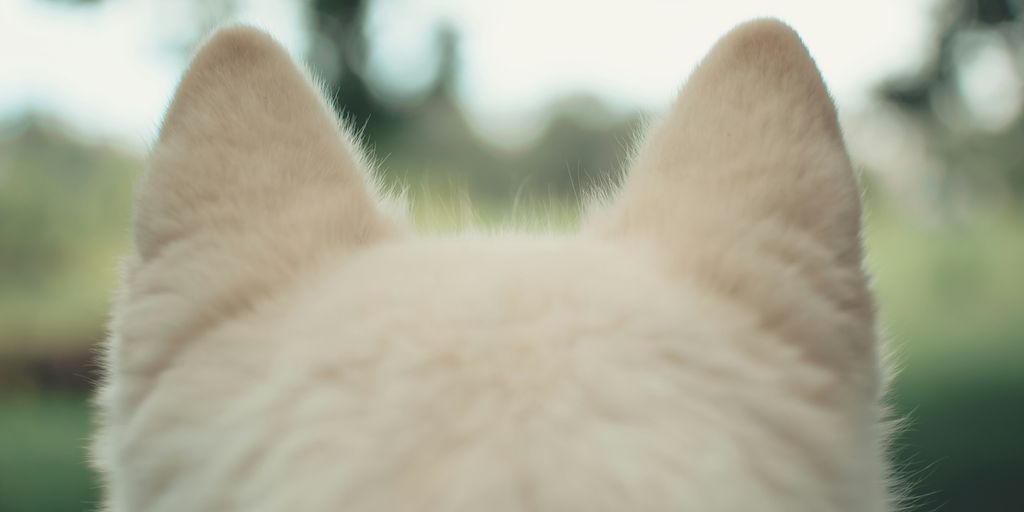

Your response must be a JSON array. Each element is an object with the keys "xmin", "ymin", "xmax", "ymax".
[
  {"xmin": 0, "ymin": 392, "xmax": 99, "ymax": 511},
  {"xmin": 867, "ymin": 192, "xmax": 1024, "ymax": 367},
  {"xmin": 0, "ymin": 121, "xmax": 136, "ymax": 356}
]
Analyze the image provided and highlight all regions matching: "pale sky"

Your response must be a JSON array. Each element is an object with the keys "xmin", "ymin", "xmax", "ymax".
[{"xmin": 0, "ymin": 0, "xmax": 939, "ymax": 149}]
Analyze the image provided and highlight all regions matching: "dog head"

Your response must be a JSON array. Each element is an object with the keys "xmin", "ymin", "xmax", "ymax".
[{"xmin": 94, "ymin": 20, "xmax": 889, "ymax": 512}]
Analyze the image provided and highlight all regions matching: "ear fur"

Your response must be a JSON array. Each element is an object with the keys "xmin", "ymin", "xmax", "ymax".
[
  {"xmin": 136, "ymin": 26, "xmax": 394, "ymax": 264},
  {"xmin": 600, "ymin": 19, "xmax": 875, "ymax": 378},
  {"xmin": 110, "ymin": 27, "xmax": 397, "ymax": 381}
]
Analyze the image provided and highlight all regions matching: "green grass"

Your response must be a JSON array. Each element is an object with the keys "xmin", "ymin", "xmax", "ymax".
[
  {"xmin": 0, "ymin": 392, "xmax": 100, "ymax": 511},
  {"xmin": 865, "ymin": 196, "xmax": 1024, "ymax": 375}
]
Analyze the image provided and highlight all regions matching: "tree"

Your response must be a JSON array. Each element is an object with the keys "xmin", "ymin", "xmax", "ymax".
[{"xmin": 879, "ymin": 0, "xmax": 1024, "ymax": 198}]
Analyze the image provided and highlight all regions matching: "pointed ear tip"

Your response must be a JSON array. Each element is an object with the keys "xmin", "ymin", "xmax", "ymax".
[
  {"xmin": 729, "ymin": 18, "xmax": 800, "ymax": 38},
  {"xmin": 189, "ymin": 25, "xmax": 290, "ymax": 73},
  {"xmin": 715, "ymin": 18, "xmax": 814, "ymax": 64},
  {"xmin": 154, "ymin": 24, "xmax": 312, "ymax": 147}
]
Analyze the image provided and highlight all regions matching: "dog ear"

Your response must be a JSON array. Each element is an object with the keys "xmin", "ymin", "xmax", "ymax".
[
  {"xmin": 135, "ymin": 26, "xmax": 394, "ymax": 264},
  {"xmin": 599, "ymin": 19, "xmax": 874, "ymax": 376},
  {"xmin": 109, "ymin": 27, "xmax": 398, "ymax": 383}
]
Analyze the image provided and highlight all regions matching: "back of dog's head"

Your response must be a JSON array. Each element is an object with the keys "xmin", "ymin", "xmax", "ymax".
[{"xmin": 93, "ymin": 20, "xmax": 891, "ymax": 512}]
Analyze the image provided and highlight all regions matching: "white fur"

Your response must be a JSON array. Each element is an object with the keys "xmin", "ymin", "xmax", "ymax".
[{"xmin": 93, "ymin": 20, "xmax": 891, "ymax": 511}]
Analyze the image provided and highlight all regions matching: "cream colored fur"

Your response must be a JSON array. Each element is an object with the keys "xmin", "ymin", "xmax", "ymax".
[{"xmin": 93, "ymin": 19, "xmax": 891, "ymax": 511}]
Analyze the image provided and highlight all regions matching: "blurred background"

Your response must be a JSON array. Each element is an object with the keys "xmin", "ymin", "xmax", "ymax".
[{"xmin": 1, "ymin": 0, "xmax": 1022, "ymax": 510}]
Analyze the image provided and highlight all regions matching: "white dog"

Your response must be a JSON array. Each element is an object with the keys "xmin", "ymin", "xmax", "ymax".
[{"xmin": 93, "ymin": 19, "xmax": 892, "ymax": 511}]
